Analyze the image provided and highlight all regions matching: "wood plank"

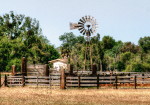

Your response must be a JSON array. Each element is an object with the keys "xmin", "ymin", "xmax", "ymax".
[
  {"xmin": 50, "ymin": 73, "xmax": 61, "ymax": 75},
  {"xmin": 81, "ymin": 81, "xmax": 97, "ymax": 83},
  {"xmin": 7, "ymin": 76, "xmax": 23, "ymax": 78},
  {"xmin": 99, "ymin": 81, "xmax": 115, "ymax": 83},
  {"xmin": 99, "ymin": 77, "xmax": 115, "ymax": 79},
  {"xmin": 25, "ymin": 76, "xmax": 38, "ymax": 78},
  {"xmin": 7, "ymin": 80, "xmax": 22, "ymax": 82},
  {"xmin": 137, "ymin": 76, "xmax": 150, "ymax": 78},
  {"xmin": 37, "ymin": 84, "xmax": 50, "ymax": 86},
  {"xmin": 117, "ymin": 80, "xmax": 134, "ymax": 83},
  {"xmin": 117, "ymin": 76, "xmax": 133, "ymax": 78},
  {"xmin": 80, "ymin": 84, "xmax": 97, "ymax": 86},
  {"xmin": 80, "ymin": 77, "xmax": 97, "ymax": 79},
  {"xmin": 37, "ymin": 76, "xmax": 49, "ymax": 79},
  {"xmin": 25, "ymin": 83, "xmax": 38, "ymax": 86},
  {"xmin": 50, "ymin": 76, "xmax": 60, "ymax": 78},
  {"xmin": 66, "ymin": 77, "xmax": 78, "ymax": 79},
  {"xmin": 8, "ymin": 84, "xmax": 23, "ymax": 86},
  {"xmin": 66, "ymin": 84, "xmax": 78, "ymax": 86},
  {"xmin": 25, "ymin": 80, "xmax": 37, "ymax": 82},
  {"xmin": 66, "ymin": 81, "xmax": 78, "ymax": 83}
]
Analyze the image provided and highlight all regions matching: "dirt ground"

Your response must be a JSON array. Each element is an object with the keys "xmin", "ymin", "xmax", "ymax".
[{"xmin": 0, "ymin": 87, "xmax": 150, "ymax": 105}]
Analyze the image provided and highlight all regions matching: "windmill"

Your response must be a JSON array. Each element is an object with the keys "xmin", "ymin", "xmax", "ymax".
[{"xmin": 70, "ymin": 16, "xmax": 98, "ymax": 71}]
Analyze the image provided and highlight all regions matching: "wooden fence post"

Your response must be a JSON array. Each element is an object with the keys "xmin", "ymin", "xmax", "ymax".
[
  {"xmin": 115, "ymin": 76, "xmax": 118, "ymax": 89},
  {"xmin": 37, "ymin": 75, "xmax": 39, "ymax": 88},
  {"xmin": 0, "ymin": 73, "xmax": 1, "ymax": 88},
  {"xmin": 44, "ymin": 64, "xmax": 49, "ymax": 76},
  {"xmin": 142, "ymin": 73, "xmax": 144, "ymax": 84},
  {"xmin": 97, "ymin": 74, "xmax": 99, "ymax": 89},
  {"xmin": 21, "ymin": 57, "xmax": 27, "ymax": 76},
  {"xmin": 92, "ymin": 64, "xmax": 97, "ymax": 75},
  {"xmin": 22, "ymin": 75, "xmax": 25, "ymax": 87},
  {"xmin": 68, "ymin": 64, "xmax": 74, "ymax": 75},
  {"xmin": 49, "ymin": 75, "xmax": 51, "ymax": 89},
  {"xmin": 134, "ymin": 75, "xmax": 137, "ymax": 89},
  {"xmin": 12, "ymin": 65, "xmax": 16, "ymax": 76},
  {"xmin": 60, "ymin": 69, "xmax": 66, "ymax": 89},
  {"xmin": 4, "ymin": 75, "xmax": 7, "ymax": 87},
  {"xmin": 78, "ymin": 76, "xmax": 80, "ymax": 88}
]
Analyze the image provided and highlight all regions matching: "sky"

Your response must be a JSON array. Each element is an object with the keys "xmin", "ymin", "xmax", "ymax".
[{"xmin": 0, "ymin": 0, "xmax": 150, "ymax": 47}]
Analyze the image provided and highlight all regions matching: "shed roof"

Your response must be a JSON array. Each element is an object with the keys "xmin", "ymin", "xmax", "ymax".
[{"xmin": 49, "ymin": 59, "xmax": 68, "ymax": 63}]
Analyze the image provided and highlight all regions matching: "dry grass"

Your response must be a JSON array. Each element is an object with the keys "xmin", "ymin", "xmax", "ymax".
[{"xmin": 0, "ymin": 87, "xmax": 150, "ymax": 105}]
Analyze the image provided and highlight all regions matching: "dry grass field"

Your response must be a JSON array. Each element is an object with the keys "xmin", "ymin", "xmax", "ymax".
[{"xmin": 0, "ymin": 88, "xmax": 150, "ymax": 105}]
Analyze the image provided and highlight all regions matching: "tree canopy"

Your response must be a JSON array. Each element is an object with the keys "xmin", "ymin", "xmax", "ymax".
[
  {"xmin": 59, "ymin": 32, "xmax": 150, "ymax": 72},
  {"xmin": 0, "ymin": 11, "xmax": 59, "ymax": 71}
]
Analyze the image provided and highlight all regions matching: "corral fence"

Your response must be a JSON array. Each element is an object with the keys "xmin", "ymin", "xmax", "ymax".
[
  {"xmin": 1, "ymin": 70, "xmax": 150, "ymax": 89},
  {"xmin": 65, "ymin": 75, "xmax": 150, "ymax": 89},
  {"xmin": 63, "ymin": 70, "xmax": 150, "ymax": 89},
  {"xmin": 0, "ymin": 72, "xmax": 60, "ymax": 88}
]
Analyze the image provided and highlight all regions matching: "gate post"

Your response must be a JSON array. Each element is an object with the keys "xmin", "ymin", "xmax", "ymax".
[
  {"xmin": 134, "ymin": 75, "xmax": 137, "ymax": 89},
  {"xmin": 22, "ymin": 75, "xmax": 25, "ymax": 87},
  {"xmin": 60, "ymin": 69, "xmax": 66, "ymax": 89},
  {"xmin": 97, "ymin": 74, "xmax": 99, "ymax": 89},
  {"xmin": 0, "ymin": 73, "xmax": 1, "ymax": 88},
  {"xmin": 12, "ymin": 65, "xmax": 16, "ymax": 76},
  {"xmin": 69, "ymin": 64, "xmax": 74, "ymax": 75},
  {"xmin": 115, "ymin": 76, "xmax": 118, "ymax": 89},
  {"xmin": 44, "ymin": 64, "xmax": 49, "ymax": 76},
  {"xmin": 21, "ymin": 57, "xmax": 27, "ymax": 76},
  {"xmin": 4, "ymin": 75, "xmax": 7, "ymax": 87},
  {"xmin": 92, "ymin": 64, "xmax": 97, "ymax": 75}
]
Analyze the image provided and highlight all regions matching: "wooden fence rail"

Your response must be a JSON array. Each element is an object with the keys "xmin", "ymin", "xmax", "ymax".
[{"xmin": 65, "ymin": 75, "xmax": 150, "ymax": 89}]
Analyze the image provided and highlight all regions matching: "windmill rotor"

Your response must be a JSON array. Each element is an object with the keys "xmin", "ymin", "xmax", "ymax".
[{"xmin": 70, "ymin": 16, "xmax": 97, "ymax": 37}]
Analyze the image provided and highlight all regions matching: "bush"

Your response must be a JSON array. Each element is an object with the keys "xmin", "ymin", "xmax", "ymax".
[
  {"xmin": 125, "ymin": 62, "xmax": 150, "ymax": 72},
  {"xmin": 120, "ymin": 52, "xmax": 132, "ymax": 63},
  {"xmin": 115, "ymin": 61, "xmax": 125, "ymax": 71},
  {"xmin": 143, "ymin": 63, "xmax": 150, "ymax": 72}
]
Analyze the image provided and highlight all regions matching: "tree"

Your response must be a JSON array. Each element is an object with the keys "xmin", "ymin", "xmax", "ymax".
[
  {"xmin": 121, "ymin": 42, "xmax": 139, "ymax": 54},
  {"xmin": 102, "ymin": 36, "xmax": 115, "ymax": 50},
  {"xmin": 138, "ymin": 36, "xmax": 150, "ymax": 53},
  {"xmin": 59, "ymin": 32, "xmax": 77, "ymax": 58},
  {"xmin": 0, "ymin": 11, "xmax": 59, "ymax": 71}
]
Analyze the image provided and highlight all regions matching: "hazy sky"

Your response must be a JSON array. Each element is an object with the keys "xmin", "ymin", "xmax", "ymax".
[{"xmin": 0, "ymin": 0, "xmax": 150, "ymax": 47}]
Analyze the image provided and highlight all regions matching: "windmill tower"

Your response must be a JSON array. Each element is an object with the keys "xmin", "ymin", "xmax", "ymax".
[{"xmin": 70, "ymin": 16, "xmax": 98, "ymax": 71}]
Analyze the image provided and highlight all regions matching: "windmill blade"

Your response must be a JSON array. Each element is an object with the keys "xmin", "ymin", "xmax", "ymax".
[
  {"xmin": 78, "ymin": 27, "xmax": 84, "ymax": 30},
  {"xmin": 87, "ymin": 15, "xmax": 91, "ymax": 21},
  {"xmin": 78, "ymin": 22, "xmax": 84, "ymax": 25},
  {"xmin": 85, "ymin": 16, "xmax": 88, "ymax": 21},
  {"xmin": 83, "ymin": 30, "xmax": 86, "ymax": 35},
  {"xmin": 90, "ymin": 17, "xmax": 94, "ymax": 21},
  {"xmin": 78, "ymin": 25, "xmax": 84, "ymax": 29},
  {"xmin": 79, "ymin": 19, "xmax": 85, "ymax": 23},
  {"xmin": 80, "ymin": 29, "xmax": 85, "ymax": 34},
  {"xmin": 82, "ymin": 17, "xmax": 86, "ymax": 22}
]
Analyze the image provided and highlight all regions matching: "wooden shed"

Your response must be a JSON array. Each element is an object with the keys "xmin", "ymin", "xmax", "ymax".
[{"xmin": 49, "ymin": 59, "xmax": 68, "ymax": 71}]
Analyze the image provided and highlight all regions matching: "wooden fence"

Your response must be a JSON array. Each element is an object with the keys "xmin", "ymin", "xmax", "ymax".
[
  {"xmin": 1, "ymin": 71, "xmax": 150, "ymax": 89},
  {"xmin": 4, "ymin": 72, "xmax": 60, "ymax": 88},
  {"xmin": 64, "ymin": 75, "xmax": 150, "ymax": 89}
]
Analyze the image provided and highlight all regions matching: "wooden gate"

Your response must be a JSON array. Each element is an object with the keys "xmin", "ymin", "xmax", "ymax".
[
  {"xmin": 7, "ymin": 76, "xmax": 24, "ymax": 87},
  {"xmin": 6, "ymin": 73, "xmax": 60, "ymax": 88}
]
